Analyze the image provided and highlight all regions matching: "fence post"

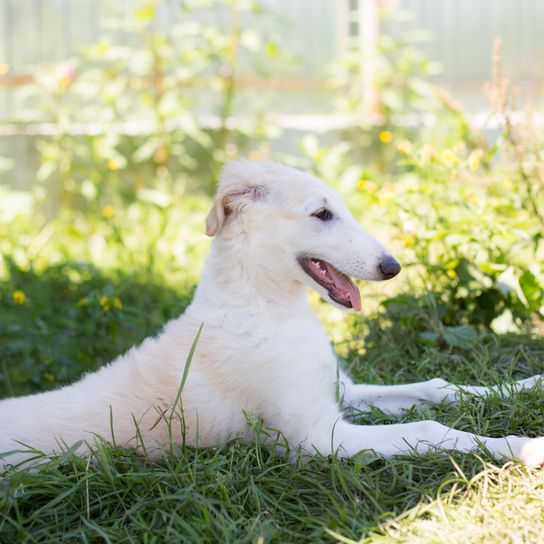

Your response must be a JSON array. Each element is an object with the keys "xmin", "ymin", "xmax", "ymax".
[{"xmin": 358, "ymin": 0, "xmax": 379, "ymax": 120}]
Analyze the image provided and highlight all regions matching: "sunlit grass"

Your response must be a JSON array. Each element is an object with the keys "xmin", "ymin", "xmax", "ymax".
[{"xmin": 346, "ymin": 463, "xmax": 544, "ymax": 544}]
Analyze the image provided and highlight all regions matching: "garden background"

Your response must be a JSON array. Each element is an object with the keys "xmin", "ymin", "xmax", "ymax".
[{"xmin": 1, "ymin": 0, "xmax": 543, "ymax": 542}]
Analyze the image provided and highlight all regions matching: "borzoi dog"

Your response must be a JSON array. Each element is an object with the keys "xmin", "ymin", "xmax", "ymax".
[{"xmin": 1, "ymin": 160, "xmax": 544, "ymax": 470}]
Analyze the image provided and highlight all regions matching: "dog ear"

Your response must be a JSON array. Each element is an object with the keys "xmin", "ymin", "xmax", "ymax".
[{"xmin": 205, "ymin": 184, "xmax": 267, "ymax": 237}]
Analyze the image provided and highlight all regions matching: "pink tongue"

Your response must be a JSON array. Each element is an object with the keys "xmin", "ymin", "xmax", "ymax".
[{"xmin": 324, "ymin": 262, "xmax": 361, "ymax": 311}]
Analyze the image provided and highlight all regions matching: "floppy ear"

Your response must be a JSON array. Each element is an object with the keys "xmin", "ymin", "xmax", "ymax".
[
  {"xmin": 205, "ymin": 184, "xmax": 267, "ymax": 237},
  {"xmin": 205, "ymin": 193, "xmax": 227, "ymax": 237}
]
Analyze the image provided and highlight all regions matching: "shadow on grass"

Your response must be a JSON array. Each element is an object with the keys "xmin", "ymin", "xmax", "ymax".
[
  {"xmin": 0, "ymin": 259, "xmax": 194, "ymax": 397},
  {"xmin": 341, "ymin": 292, "xmax": 544, "ymax": 389}
]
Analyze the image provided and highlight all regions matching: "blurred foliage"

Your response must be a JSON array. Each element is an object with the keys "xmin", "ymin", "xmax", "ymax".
[
  {"xmin": 16, "ymin": 0, "xmax": 280, "ymax": 209},
  {"xmin": 302, "ymin": 15, "xmax": 543, "ymax": 347},
  {"xmin": 329, "ymin": 1, "xmax": 485, "ymax": 174}
]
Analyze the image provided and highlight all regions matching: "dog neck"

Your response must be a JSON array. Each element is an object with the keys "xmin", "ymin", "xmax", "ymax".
[{"xmin": 193, "ymin": 235, "xmax": 308, "ymax": 314}]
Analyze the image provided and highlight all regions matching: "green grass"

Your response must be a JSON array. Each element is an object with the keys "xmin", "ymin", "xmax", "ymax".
[{"xmin": 1, "ymin": 256, "xmax": 544, "ymax": 543}]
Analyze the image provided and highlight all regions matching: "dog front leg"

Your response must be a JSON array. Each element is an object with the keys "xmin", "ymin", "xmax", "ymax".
[
  {"xmin": 310, "ymin": 418, "xmax": 544, "ymax": 466},
  {"xmin": 340, "ymin": 372, "xmax": 543, "ymax": 415}
]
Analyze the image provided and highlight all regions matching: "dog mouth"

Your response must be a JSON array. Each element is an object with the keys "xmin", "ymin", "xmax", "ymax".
[{"xmin": 298, "ymin": 257, "xmax": 361, "ymax": 311}]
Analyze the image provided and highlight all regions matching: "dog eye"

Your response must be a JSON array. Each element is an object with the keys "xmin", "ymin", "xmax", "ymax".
[{"xmin": 312, "ymin": 208, "xmax": 333, "ymax": 222}]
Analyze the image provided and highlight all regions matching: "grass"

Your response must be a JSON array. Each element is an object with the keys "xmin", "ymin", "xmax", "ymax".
[{"xmin": 1, "ymin": 252, "xmax": 544, "ymax": 543}]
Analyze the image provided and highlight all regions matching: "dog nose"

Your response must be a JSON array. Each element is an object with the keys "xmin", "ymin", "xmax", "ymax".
[{"xmin": 379, "ymin": 256, "xmax": 401, "ymax": 279}]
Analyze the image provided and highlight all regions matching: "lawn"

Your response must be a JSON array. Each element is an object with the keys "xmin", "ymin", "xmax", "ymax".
[{"xmin": 1, "ymin": 189, "xmax": 543, "ymax": 543}]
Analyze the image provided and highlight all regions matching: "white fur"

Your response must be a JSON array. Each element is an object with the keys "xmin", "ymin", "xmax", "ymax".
[{"xmin": 1, "ymin": 160, "xmax": 544, "ymax": 470}]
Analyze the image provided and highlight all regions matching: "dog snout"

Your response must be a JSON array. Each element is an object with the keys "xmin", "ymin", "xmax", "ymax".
[{"xmin": 378, "ymin": 256, "xmax": 401, "ymax": 279}]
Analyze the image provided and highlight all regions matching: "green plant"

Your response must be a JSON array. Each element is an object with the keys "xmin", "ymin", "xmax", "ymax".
[
  {"xmin": 18, "ymin": 0, "xmax": 281, "ymax": 210},
  {"xmin": 303, "ymin": 6, "xmax": 543, "ymax": 341},
  {"xmin": 485, "ymin": 39, "xmax": 544, "ymax": 252},
  {"xmin": 329, "ymin": 1, "xmax": 484, "ymax": 178}
]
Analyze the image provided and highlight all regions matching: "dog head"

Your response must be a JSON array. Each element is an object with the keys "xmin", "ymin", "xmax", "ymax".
[{"xmin": 205, "ymin": 160, "xmax": 400, "ymax": 311}]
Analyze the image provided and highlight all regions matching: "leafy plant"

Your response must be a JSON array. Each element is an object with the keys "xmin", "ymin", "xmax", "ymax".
[
  {"xmin": 329, "ymin": 0, "xmax": 484, "ymax": 178},
  {"xmin": 305, "ymin": 6, "xmax": 543, "ymax": 338},
  {"xmin": 17, "ymin": 0, "xmax": 281, "ymax": 210}
]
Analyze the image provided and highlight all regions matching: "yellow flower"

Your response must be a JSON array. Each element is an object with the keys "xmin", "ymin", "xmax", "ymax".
[
  {"xmin": 358, "ymin": 178, "xmax": 370, "ymax": 190},
  {"xmin": 102, "ymin": 205, "xmax": 115, "ymax": 218},
  {"xmin": 397, "ymin": 140, "xmax": 412, "ymax": 154},
  {"xmin": 447, "ymin": 269, "xmax": 457, "ymax": 279},
  {"xmin": 107, "ymin": 159, "xmax": 119, "ymax": 171},
  {"xmin": 403, "ymin": 234, "xmax": 416, "ymax": 248},
  {"xmin": 13, "ymin": 290, "xmax": 26, "ymax": 305},
  {"xmin": 113, "ymin": 297, "xmax": 122, "ymax": 310},
  {"xmin": 439, "ymin": 149, "xmax": 460, "ymax": 168},
  {"xmin": 58, "ymin": 75, "xmax": 72, "ymax": 87},
  {"xmin": 379, "ymin": 131, "xmax": 393, "ymax": 144},
  {"xmin": 468, "ymin": 150, "xmax": 482, "ymax": 171},
  {"xmin": 99, "ymin": 296, "xmax": 111, "ymax": 312}
]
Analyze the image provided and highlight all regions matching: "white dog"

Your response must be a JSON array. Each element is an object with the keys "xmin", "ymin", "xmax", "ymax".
[{"xmin": 1, "ymin": 160, "xmax": 544, "ymax": 470}]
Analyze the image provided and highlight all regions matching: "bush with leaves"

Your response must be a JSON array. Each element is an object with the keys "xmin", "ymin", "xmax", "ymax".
[
  {"xmin": 304, "ymin": 20, "xmax": 543, "ymax": 345},
  {"xmin": 17, "ymin": 0, "xmax": 280, "ymax": 210},
  {"xmin": 329, "ymin": 0, "xmax": 484, "ymax": 179}
]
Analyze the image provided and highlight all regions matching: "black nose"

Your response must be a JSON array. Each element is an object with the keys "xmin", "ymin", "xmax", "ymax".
[{"xmin": 379, "ymin": 256, "xmax": 401, "ymax": 279}]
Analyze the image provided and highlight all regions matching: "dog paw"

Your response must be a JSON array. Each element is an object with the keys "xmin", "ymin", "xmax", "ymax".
[
  {"xmin": 517, "ymin": 437, "xmax": 544, "ymax": 467},
  {"xmin": 515, "ymin": 375, "xmax": 544, "ymax": 390}
]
